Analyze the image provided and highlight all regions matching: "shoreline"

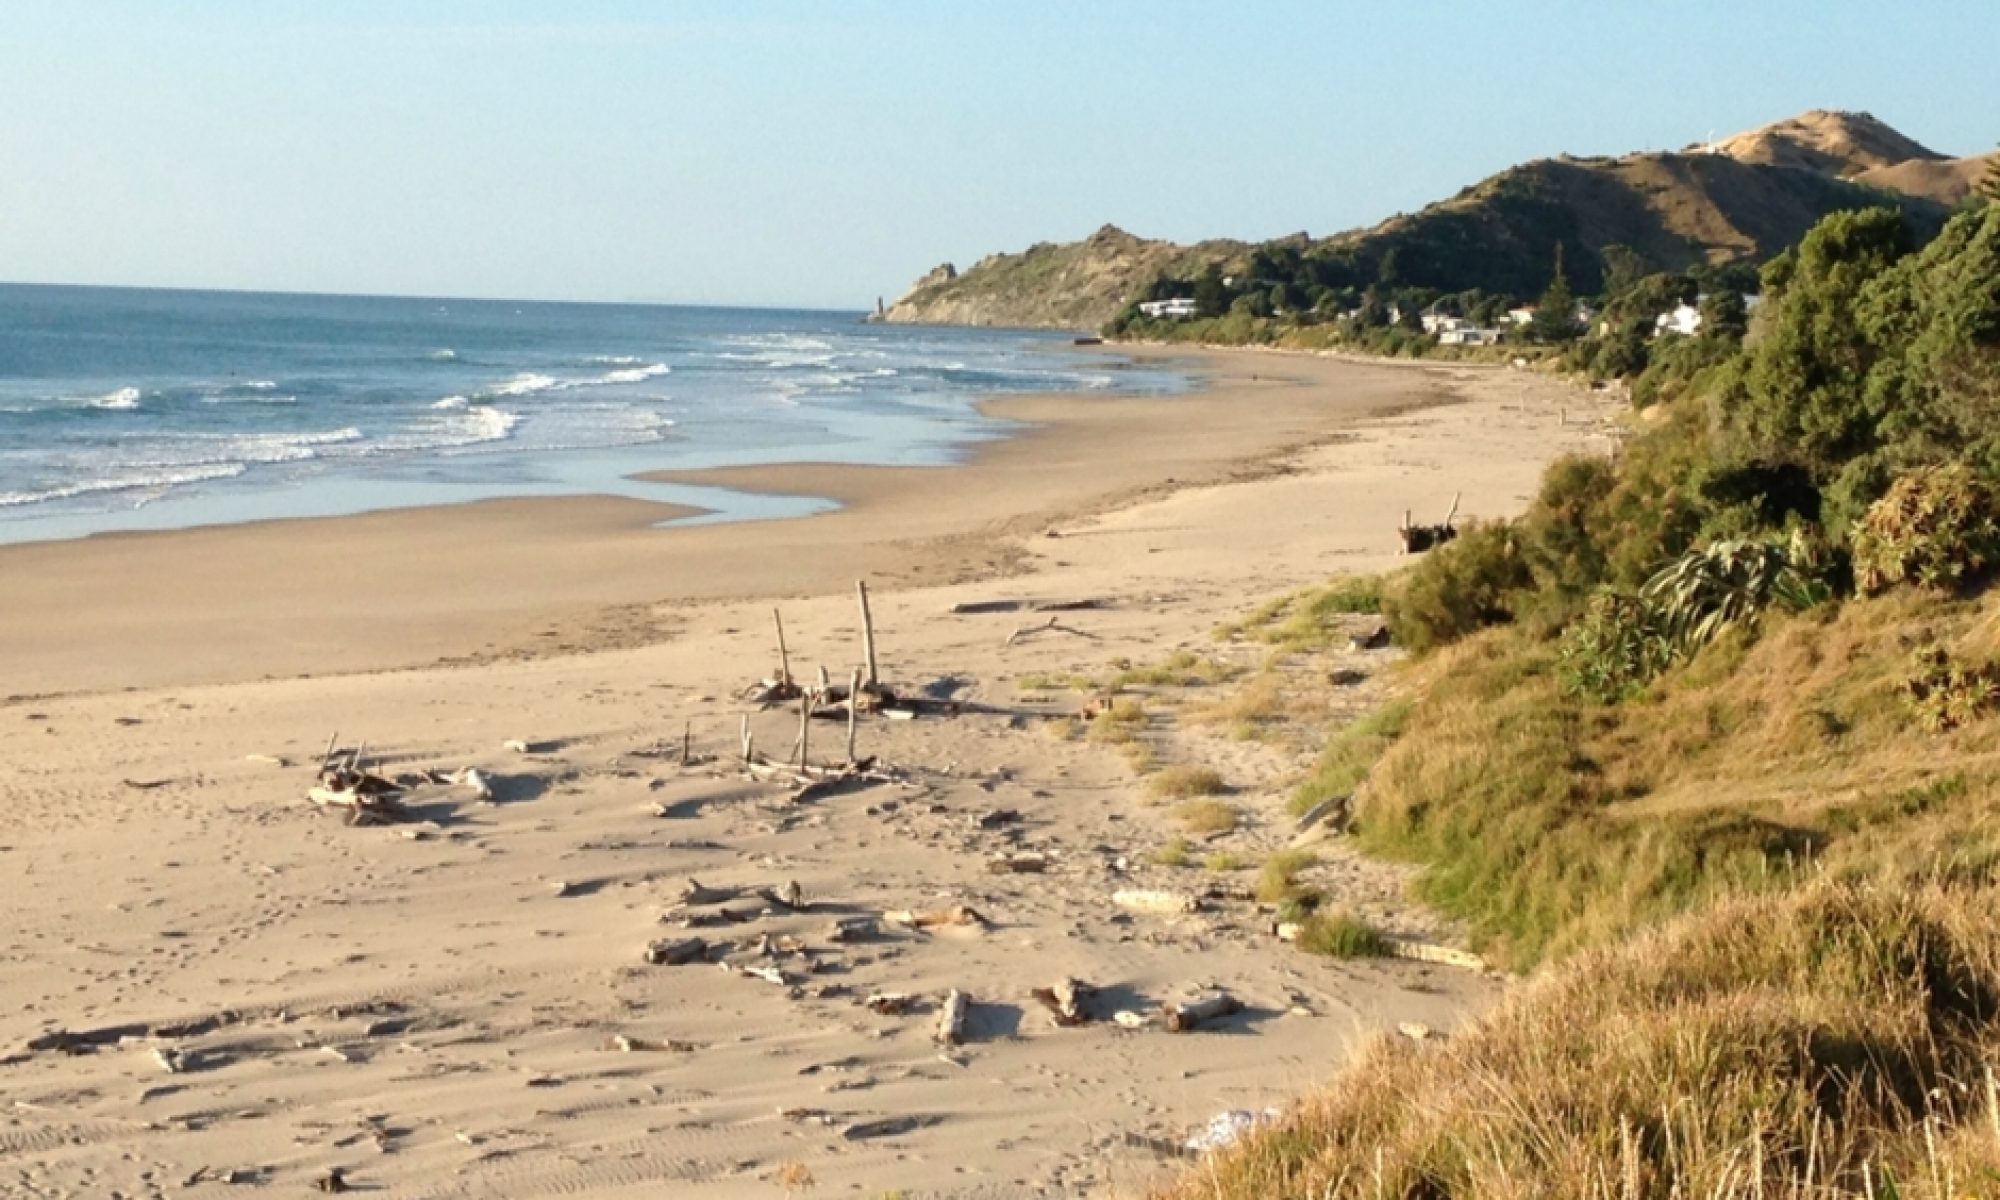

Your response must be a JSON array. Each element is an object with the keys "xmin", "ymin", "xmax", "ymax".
[
  {"xmin": 0, "ymin": 347, "xmax": 1613, "ymax": 1197},
  {"xmin": 0, "ymin": 347, "xmax": 1445, "ymax": 698}
]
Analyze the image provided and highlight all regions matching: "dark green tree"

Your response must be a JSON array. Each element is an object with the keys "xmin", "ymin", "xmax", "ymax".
[
  {"xmin": 1192, "ymin": 264, "xmax": 1229, "ymax": 319},
  {"xmin": 1599, "ymin": 245, "xmax": 1650, "ymax": 300},
  {"xmin": 1528, "ymin": 244, "xmax": 1581, "ymax": 343},
  {"xmin": 1699, "ymin": 290, "xmax": 1750, "ymax": 343},
  {"xmin": 1982, "ymin": 150, "xmax": 2000, "ymax": 204}
]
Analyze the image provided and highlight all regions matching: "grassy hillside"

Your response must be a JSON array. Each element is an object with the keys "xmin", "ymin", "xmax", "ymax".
[
  {"xmin": 1708, "ymin": 108, "xmax": 1944, "ymax": 176},
  {"xmin": 1158, "ymin": 199, "xmax": 2000, "ymax": 1196},
  {"xmin": 1860, "ymin": 152, "xmax": 2000, "ymax": 208},
  {"xmin": 874, "ymin": 224, "xmax": 1252, "ymax": 330}
]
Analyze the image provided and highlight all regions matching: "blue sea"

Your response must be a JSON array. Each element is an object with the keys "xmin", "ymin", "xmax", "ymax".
[{"xmin": 0, "ymin": 284, "xmax": 1190, "ymax": 543}]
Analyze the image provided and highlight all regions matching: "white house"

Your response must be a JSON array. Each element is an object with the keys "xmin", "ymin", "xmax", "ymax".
[
  {"xmin": 1138, "ymin": 297, "xmax": 1200, "ymax": 320},
  {"xmin": 1422, "ymin": 312, "xmax": 1473, "ymax": 335},
  {"xmin": 1505, "ymin": 306, "xmax": 1538, "ymax": 326},
  {"xmin": 1654, "ymin": 301, "xmax": 1704, "ymax": 337},
  {"xmin": 1440, "ymin": 327, "xmax": 1505, "ymax": 347}
]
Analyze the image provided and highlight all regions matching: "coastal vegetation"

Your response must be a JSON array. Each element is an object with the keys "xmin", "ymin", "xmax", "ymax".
[{"xmin": 1163, "ymin": 196, "xmax": 2000, "ymax": 1195}]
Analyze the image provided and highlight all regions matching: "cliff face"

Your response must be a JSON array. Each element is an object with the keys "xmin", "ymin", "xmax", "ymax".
[{"xmin": 876, "ymin": 225, "xmax": 1249, "ymax": 331}]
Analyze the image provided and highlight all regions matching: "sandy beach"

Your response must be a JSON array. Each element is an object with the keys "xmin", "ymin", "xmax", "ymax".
[{"xmin": 0, "ymin": 348, "xmax": 1612, "ymax": 1197}]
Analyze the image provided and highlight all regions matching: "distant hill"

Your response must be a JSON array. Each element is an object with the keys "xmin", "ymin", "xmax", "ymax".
[
  {"xmin": 875, "ymin": 225, "xmax": 1251, "ymax": 331},
  {"xmin": 878, "ymin": 110, "xmax": 1962, "ymax": 331},
  {"xmin": 1857, "ymin": 151, "xmax": 2000, "ymax": 207},
  {"xmin": 1705, "ymin": 108, "xmax": 1943, "ymax": 176}
]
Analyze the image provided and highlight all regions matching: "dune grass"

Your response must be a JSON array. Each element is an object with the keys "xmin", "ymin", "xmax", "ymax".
[
  {"xmin": 1149, "ymin": 764, "xmax": 1228, "ymax": 801},
  {"xmin": 1256, "ymin": 848, "xmax": 1317, "ymax": 904},
  {"xmin": 1172, "ymin": 798, "xmax": 1239, "ymax": 834},
  {"xmin": 1159, "ymin": 878, "xmax": 2000, "ymax": 1200},
  {"xmin": 1292, "ymin": 909, "xmax": 1389, "ymax": 959}
]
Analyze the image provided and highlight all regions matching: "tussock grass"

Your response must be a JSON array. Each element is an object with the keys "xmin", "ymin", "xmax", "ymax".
[
  {"xmin": 1256, "ymin": 849, "xmax": 1317, "ymax": 904},
  {"xmin": 1287, "ymin": 699, "xmax": 1412, "ymax": 817},
  {"xmin": 1293, "ymin": 909, "xmax": 1389, "ymax": 958},
  {"xmin": 1111, "ymin": 649, "xmax": 1246, "ymax": 691},
  {"xmin": 1015, "ymin": 671, "xmax": 1099, "ymax": 693},
  {"xmin": 1172, "ymin": 798, "xmax": 1239, "ymax": 835},
  {"xmin": 1159, "ymin": 878, "xmax": 2000, "ymax": 1199},
  {"xmin": 1150, "ymin": 838, "xmax": 1193, "ymax": 868},
  {"xmin": 1086, "ymin": 697, "xmax": 1147, "ymax": 744},
  {"xmin": 1342, "ymin": 588, "xmax": 2000, "ymax": 970},
  {"xmin": 1215, "ymin": 576, "xmax": 1383, "ymax": 649},
  {"xmin": 1189, "ymin": 671, "xmax": 1294, "ymax": 741},
  {"xmin": 1148, "ymin": 764, "xmax": 1228, "ymax": 801},
  {"xmin": 1203, "ymin": 851, "xmax": 1253, "ymax": 873}
]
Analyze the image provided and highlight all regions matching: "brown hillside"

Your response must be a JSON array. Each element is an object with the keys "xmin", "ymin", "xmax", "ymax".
[
  {"xmin": 1858, "ymin": 151, "xmax": 2000, "ymax": 206},
  {"xmin": 1707, "ymin": 108, "xmax": 1942, "ymax": 177}
]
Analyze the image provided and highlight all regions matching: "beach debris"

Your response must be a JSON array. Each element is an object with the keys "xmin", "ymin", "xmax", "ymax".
[
  {"xmin": 1004, "ymin": 615, "xmax": 1100, "ymax": 647},
  {"xmin": 1398, "ymin": 1022, "xmax": 1440, "ymax": 1042},
  {"xmin": 934, "ymin": 989, "xmax": 970, "ymax": 1046},
  {"xmin": 312, "ymin": 1167, "xmax": 351, "ymax": 1194},
  {"xmin": 986, "ymin": 850, "xmax": 1049, "ymax": 874},
  {"xmin": 1184, "ymin": 1108, "xmax": 1283, "ymax": 1155},
  {"xmin": 1164, "ymin": 989, "xmax": 1242, "ymax": 1033},
  {"xmin": 1397, "ymin": 492, "xmax": 1461, "ymax": 554},
  {"xmin": 842, "ymin": 1114, "xmax": 938, "ymax": 1142},
  {"xmin": 1120, "ymin": 1131, "xmax": 1201, "ymax": 1160},
  {"xmin": 1030, "ymin": 978, "xmax": 1096, "ymax": 1027},
  {"xmin": 864, "ymin": 992, "xmax": 918, "ymax": 1016},
  {"xmin": 122, "ymin": 777, "xmax": 175, "ymax": 790},
  {"xmin": 1382, "ymin": 937, "xmax": 1487, "ymax": 972},
  {"xmin": 450, "ymin": 767, "xmax": 496, "ymax": 803},
  {"xmin": 151, "ymin": 1046, "xmax": 186, "ymax": 1074},
  {"xmin": 1112, "ymin": 1009, "xmax": 1152, "ymax": 1030},
  {"xmin": 882, "ymin": 905, "xmax": 986, "ymax": 931},
  {"xmin": 732, "ymin": 963, "xmax": 793, "ymax": 988},
  {"xmin": 825, "ymin": 916, "xmax": 878, "ymax": 943},
  {"xmin": 1113, "ymin": 888, "xmax": 1202, "ymax": 917},
  {"xmin": 608, "ymin": 1034, "xmax": 698, "ymax": 1053},
  {"xmin": 643, "ymin": 937, "xmax": 709, "ymax": 966},
  {"xmin": 308, "ymin": 738, "xmax": 409, "ymax": 826},
  {"xmin": 678, "ymin": 879, "xmax": 738, "ymax": 907},
  {"xmin": 1349, "ymin": 625, "xmax": 1392, "ymax": 652},
  {"xmin": 975, "ymin": 808, "xmax": 1022, "ymax": 829},
  {"xmin": 759, "ymin": 880, "xmax": 807, "ymax": 912},
  {"xmin": 501, "ymin": 738, "xmax": 531, "ymax": 754}
]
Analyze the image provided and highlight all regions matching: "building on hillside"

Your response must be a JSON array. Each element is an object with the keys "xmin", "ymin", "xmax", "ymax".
[
  {"xmin": 1138, "ymin": 297, "xmax": 1200, "ymax": 320},
  {"xmin": 1422, "ymin": 311, "xmax": 1473, "ymax": 336},
  {"xmin": 1439, "ymin": 327, "xmax": 1505, "ymax": 347},
  {"xmin": 1505, "ymin": 305, "xmax": 1537, "ymax": 326},
  {"xmin": 1654, "ymin": 301, "xmax": 1704, "ymax": 337}
]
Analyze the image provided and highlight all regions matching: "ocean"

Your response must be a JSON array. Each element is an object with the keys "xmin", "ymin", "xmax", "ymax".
[{"xmin": 0, "ymin": 284, "xmax": 1190, "ymax": 544}]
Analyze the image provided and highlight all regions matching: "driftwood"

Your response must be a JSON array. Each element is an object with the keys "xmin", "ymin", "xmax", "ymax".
[
  {"xmin": 1005, "ymin": 616, "xmax": 1100, "ymax": 647},
  {"xmin": 309, "ymin": 738, "xmax": 409, "ymax": 826},
  {"xmin": 864, "ymin": 991, "xmax": 918, "ymax": 1015},
  {"xmin": 1349, "ymin": 625, "xmax": 1392, "ymax": 652},
  {"xmin": 883, "ymin": 905, "xmax": 986, "ymax": 931},
  {"xmin": 857, "ymin": 580, "xmax": 880, "ymax": 690},
  {"xmin": 1030, "ymin": 978, "xmax": 1095, "ymax": 1027},
  {"xmin": 759, "ymin": 880, "xmax": 807, "ymax": 912},
  {"xmin": 679, "ymin": 879, "xmax": 738, "ymax": 907},
  {"xmin": 1398, "ymin": 492, "xmax": 1462, "ymax": 554},
  {"xmin": 643, "ymin": 937, "xmax": 709, "ymax": 966},
  {"xmin": 987, "ymin": 851, "xmax": 1049, "ymax": 874},
  {"xmin": 1164, "ymin": 990, "xmax": 1241, "ymax": 1033},
  {"xmin": 826, "ymin": 917, "xmax": 878, "ymax": 943},
  {"xmin": 1112, "ymin": 889, "xmax": 1202, "ymax": 917},
  {"xmin": 934, "ymin": 989, "xmax": 970, "ymax": 1045}
]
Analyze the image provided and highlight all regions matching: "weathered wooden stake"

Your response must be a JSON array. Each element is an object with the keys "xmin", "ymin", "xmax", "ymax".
[
  {"xmin": 772, "ymin": 608, "xmax": 793, "ymax": 687},
  {"xmin": 681, "ymin": 720, "xmax": 692, "ymax": 766},
  {"xmin": 796, "ymin": 691, "xmax": 812, "ymax": 769},
  {"xmin": 856, "ymin": 580, "xmax": 879, "ymax": 690},
  {"xmin": 740, "ymin": 714, "xmax": 752, "ymax": 764},
  {"xmin": 846, "ymin": 668, "xmax": 861, "ymax": 763}
]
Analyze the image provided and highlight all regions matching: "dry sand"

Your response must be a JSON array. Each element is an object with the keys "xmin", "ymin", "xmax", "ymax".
[{"xmin": 0, "ymin": 348, "xmax": 1615, "ymax": 1198}]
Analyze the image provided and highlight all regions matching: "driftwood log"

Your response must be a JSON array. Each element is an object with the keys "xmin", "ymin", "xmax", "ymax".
[
  {"xmin": 643, "ymin": 937, "xmax": 709, "ymax": 966},
  {"xmin": 1030, "ymin": 978, "xmax": 1095, "ymax": 1027},
  {"xmin": 1398, "ymin": 492, "xmax": 1462, "ymax": 554},
  {"xmin": 1164, "ymin": 989, "xmax": 1241, "ymax": 1033},
  {"xmin": 934, "ymin": 989, "xmax": 970, "ymax": 1045},
  {"xmin": 1112, "ymin": 889, "xmax": 1202, "ymax": 917}
]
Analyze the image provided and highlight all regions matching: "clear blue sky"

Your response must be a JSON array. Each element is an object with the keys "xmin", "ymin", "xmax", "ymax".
[{"xmin": 1, "ymin": 2, "xmax": 1992, "ymax": 310}]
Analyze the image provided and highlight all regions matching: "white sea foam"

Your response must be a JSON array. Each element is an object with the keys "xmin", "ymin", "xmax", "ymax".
[
  {"xmin": 430, "ymin": 349, "xmax": 458, "ymax": 362},
  {"xmin": 0, "ymin": 463, "xmax": 247, "ymax": 508},
  {"xmin": 432, "ymin": 395, "xmax": 470, "ymax": 409},
  {"xmin": 587, "ymin": 355, "xmax": 644, "ymax": 366},
  {"xmin": 90, "ymin": 387, "xmax": 143, "ymax": 410},
  {"xmin": 597, "ymin": 363, "xmax": 670, "ymax": 385},
  {"xmin": 487, "ymin": 372, "xmax": 564, "ymax": 398}
]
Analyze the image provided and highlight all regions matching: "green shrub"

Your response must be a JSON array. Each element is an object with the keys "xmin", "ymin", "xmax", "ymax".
[
  {"xmin": 1381, "ymin": 521, "xmax": 1533, "ymax": 654},
  {"xmin": 1852, "ymin": 464, "xmax": 2000, "ymax": 594},
  {"xmin": 1641, "ymin": 537, "xmax": 1830, "ymax": 653},
  {"xmin": 1293, "ymin": 909, "xmax": 1390, "ymax": 959},
  {"xmin": 1556, "ymin": 590, "xmax": 1675, "ymax": 702},
  {"xmin": 1902, "ymin": 644, "xmax": 2000, "ymax": 732}
]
